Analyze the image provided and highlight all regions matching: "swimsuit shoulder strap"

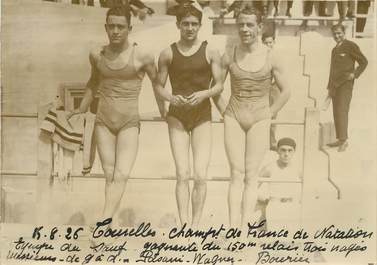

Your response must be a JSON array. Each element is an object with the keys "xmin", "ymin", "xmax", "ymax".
[
  {"xmin": 198, "ymin": 40, "xmax": 209, "ymax": 62},
  {"xmin": 130, "ymin": 42, "xmax": 138, "ymax": 61},
  {"xmin": 100, "ymin": 45, "xmax": 106, "ymax": 56},
  {"xmin": 170, "ymin": 42, "xmax": 178, "ymax": 54},
  {"xmin": 201, "ymin": 40, "xmax": 208, "ymax": 49},
  {"xmin": 129, "ymin": 42, "xmax": 140, "ymax": 73},
  {"xmin": 226, "ymin": 45, "xmax": 237, "ymax": 66}
]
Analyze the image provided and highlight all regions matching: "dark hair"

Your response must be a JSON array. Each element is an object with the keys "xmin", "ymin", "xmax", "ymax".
[
  {"xmin": 277, "ymin": 137, "xmax": 296, "ymax": 150},
  {"xmin": 331, "ymin": 24, "xmax": 345, "ymax": 33},
  {"xmin": 106, "ymin": 6, "xmax": 131, "ymax": 26},
  {"xmin": 236, "ymin": 7, "xmax": 262, "ymax": 24},
  {"xmin": 176, "ymin": 5, "xmax": 202, "ymax": 23},
  {"xmin": 262, "ymin": 31, "xmax": 275, "ymax": 42}
]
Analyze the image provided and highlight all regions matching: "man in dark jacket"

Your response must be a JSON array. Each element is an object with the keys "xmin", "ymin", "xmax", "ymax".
[{"xmin": 326, "ymin": 24, "xmax": 368, "ymax": 152}]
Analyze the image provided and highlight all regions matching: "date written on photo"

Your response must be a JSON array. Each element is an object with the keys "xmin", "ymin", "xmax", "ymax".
[{"xmin": 3, "ymin": 219, "xmax": 375, "ymax": 264}]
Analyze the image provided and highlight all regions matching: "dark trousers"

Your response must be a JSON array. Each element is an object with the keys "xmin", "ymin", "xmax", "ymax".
[
  {"xmin": 273, "ymin": 0, "xmax": 293, "ymax": 9},
  {"xmin": 356, "ymin": 0, "xmax": 371, "ymax": 33},
  {"xmin": 105, "ymin": 0, "xmax": 119, "ymax": 8},
  {"xmin": 105, "ymin": 0, "xmax": 130, "ymax": 8},
  {"xmin": 332, "ymin": 81, "xmax": 353, "ymax": 141},
  {"xmin": 337, "ymin": 0, "xmax": 355, "ymax": 18},
  {"xmin": 303, "ymin": 1, "xmax": 327, "ymax": 16},
  {"xmin": 72, "ymin": 0, "xmax": 94, "ymax": 5},
  {"xmin": 99, "ymin": 0, "xmax": 107, "ymax": 7},
  {"xmin": 251, "ymin": 0, "xmax": 269, "ymax": 12}
]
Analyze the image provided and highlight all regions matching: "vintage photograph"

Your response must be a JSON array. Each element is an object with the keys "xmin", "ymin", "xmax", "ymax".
[{"xmin": 1, "ymin": 0, "xmax": 376, "ymax": 264}]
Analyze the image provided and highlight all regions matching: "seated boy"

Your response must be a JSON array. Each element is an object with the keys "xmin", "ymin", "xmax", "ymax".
[{"xmin": 255, "ymin": 137, "xmax": 302, "ymax": 230}]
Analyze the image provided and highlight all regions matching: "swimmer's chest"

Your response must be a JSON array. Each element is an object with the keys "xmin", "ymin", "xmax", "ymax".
[
  {"xmin": 236, "ymin": 49, "xmax": 270, "ymax": 72},
  {"xmin": 169, "ymin": 42, "xmax": 210, "ymax": 75},
  {"xmin": 98, "ymin": 45, "xmax": 144, "ymax": 78}
]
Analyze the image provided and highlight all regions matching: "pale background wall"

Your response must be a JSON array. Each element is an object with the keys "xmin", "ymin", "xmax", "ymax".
[{"xmin": 1, "ymin": 3, "xmax": 376, "ymax": 262}]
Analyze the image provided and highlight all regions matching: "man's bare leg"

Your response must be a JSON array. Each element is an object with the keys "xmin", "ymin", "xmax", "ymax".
[
  {"xmin": 95, "ymin": 124, "xmax": 116, "ymax": 223},
  {"xmin": 224, "ymin": 115, "xmax": 246, "ymax": 228},
  {"xmin": 101, "ymin": 126, "xmax": 139, "ymax": 221},
  {"xmin": 167, "ymin": 116, "xmax": 191, "ymax": 226},
  {"xmin": 242, "ymin": 119, "xmax": 270, "ymax": 229},
  {"xmin": 191, "ymin": 121, "xmax": 212, "ymax": 229}
]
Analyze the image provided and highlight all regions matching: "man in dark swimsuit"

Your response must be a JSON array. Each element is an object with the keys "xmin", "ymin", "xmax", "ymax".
[{"xmin": 155, "ymin": 2, "xmax": 223, "ymax": 228}]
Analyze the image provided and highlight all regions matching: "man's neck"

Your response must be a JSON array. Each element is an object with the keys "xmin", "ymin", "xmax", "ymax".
[
  {"xmin": 109, "ymin": 41, "xmax": 130, "ymax": 53},
  {"xmin": 241, "ymin": 41, "xmax": 260, "ymax": 53},
  {"xmin": 336, "ymin": 39, "xmax": 345, "ymax": 47},
  {"xmin": 178, "ymin": 38, "xmax": 200, "ymax": 48},
  {"xmin": 277, "ymin": 159, "xmax": 289, "ymax": 169}
]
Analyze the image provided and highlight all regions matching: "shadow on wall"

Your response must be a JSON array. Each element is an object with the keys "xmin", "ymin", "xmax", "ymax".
[
  {"xmin": 118, "ymin": 208, "xmax": 136, "ymax": 227},
  {"xmin": 61, "ymin": 207, "xmax": 178, "ymax": 227},
  {"xmin": 66, "ymin": 211, "xmax": 86, "ymax": 226},
  {"xmin": 158, "ymin": 213, "xmax": 178, "ymax": 228},
  {"xmin": 117, "ymin": 208, "xmax": 178, "ymax": 228}
]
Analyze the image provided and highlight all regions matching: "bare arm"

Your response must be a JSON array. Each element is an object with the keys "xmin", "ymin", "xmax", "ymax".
[
  {"xmin": 155, "ymin": 48, "xmax": 187, "ymax": 116},
  {"xmin": 140, "ymin": 50, "xmax": 165, "ymax": 118},
  {"xmin": 212, "ymin": 52, "xmax": 230, "ymax": 116},
  {"xmin": 270, "ymin": 50, "xmax": 291, "ymax": 116},
  {"xmin": 207, "ymin": 44, "xmax": 224, "ymax": 98},
  {"xmin": 155, "ymin": 48, "xmax": 173, "ymax": 102},
  {"xmin": 69, "ymin": 52, "xmax": 99, "ymax": 117}
]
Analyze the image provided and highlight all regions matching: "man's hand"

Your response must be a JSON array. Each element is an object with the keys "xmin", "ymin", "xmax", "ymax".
[
  {"xmin": 347, "ymin": 73, "xmax": 355, "ymax": 81},
  {"xmin": 170, "ymin": 95, "xmax": 188, "ymax": 107},
  {"xmin": 186, "ymin": 91, "xmax": 208, "ymax": 106}
]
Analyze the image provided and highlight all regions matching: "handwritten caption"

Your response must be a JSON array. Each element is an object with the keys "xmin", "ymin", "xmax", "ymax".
[{"xmin": 5, "ymin": 219, "xmax": 374, "ymax": 264}]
